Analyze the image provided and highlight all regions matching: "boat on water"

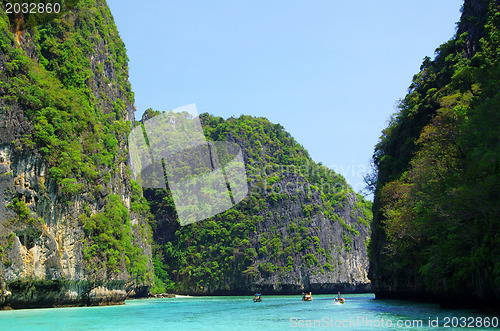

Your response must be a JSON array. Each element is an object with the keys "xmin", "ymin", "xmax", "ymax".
[
  {"xmin": 302, "ymin": 292, "xmax": 313, "ymax": 301},
  {"xmin": 334, "ymin": 292, "xmax": 345, "ymax": 304},
  {"xmin": 253, "ymin": 294, "xmax": 262, "ymax": 302}
]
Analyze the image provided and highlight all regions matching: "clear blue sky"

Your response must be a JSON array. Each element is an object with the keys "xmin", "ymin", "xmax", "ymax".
[{"xmin": 107, "ymin": 0, "xmax": 463, "ymax": 197}]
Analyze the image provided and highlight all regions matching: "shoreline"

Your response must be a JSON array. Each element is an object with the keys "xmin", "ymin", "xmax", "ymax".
[
  {"xmin": 2, "ymin": 292, "xmax": 498, "ymax": 317},
  {"xmin": 144, "ymin": 293, "xmax": 193, "ymax": 299}
]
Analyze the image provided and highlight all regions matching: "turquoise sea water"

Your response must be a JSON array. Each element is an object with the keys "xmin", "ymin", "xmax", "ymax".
[{"xmin": 0, "ymin": 293, "xmax": 497, "ymax": 330}]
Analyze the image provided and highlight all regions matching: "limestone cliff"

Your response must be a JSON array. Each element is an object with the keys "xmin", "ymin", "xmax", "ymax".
[
  {"xmin": 149, "ymin": 113, "xmax": 372, "ymax": 295},
  {"xmin": 0, "ymin": 0, "xmax": 153, "ymax": 309},
  {"xmin": 368, "ymin": 0, "xmax": 500, "ymax": 313}
]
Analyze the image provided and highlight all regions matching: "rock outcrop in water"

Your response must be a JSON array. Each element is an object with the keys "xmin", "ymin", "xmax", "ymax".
[
  {"xmin": 0, "ymin": 0, "xmax": 153, "ymax": 309},
  {"xmin": 148, "ymin": 114, "xmax": 372, "ymax": 295}
]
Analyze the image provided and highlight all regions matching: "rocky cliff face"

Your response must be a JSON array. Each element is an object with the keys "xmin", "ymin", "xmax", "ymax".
[
  {"xmin": 247, "ymin": 174, "xmax": 370, "ymax": 294},
  {"xmin": 458, "ymin": 0, "xmax": 489, "ymax": 58},
  {"xmin": 228, "ymin": 130, "xmax": 370, "ymax": 294},
  {"xmin": 0, "ymin": 0, "xmax": 153, "ymax": 309},
  {"xmin": 368, "ymin": 0, "xmax": 499, "ymax": 313},
  {"xmin": 149, "ymin": 114, "xmax": 371, "ymax": 295}
]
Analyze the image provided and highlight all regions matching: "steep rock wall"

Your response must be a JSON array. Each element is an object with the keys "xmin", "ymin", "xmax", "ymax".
[
  {"xmin": 368, "ymin": 0, "xmax": 499, "ymax": 313},
  {"xmin": 149, "ymin": 114, "xmax": 372, "ymax": 295},
  {"xmin": 0, "ymin": 0, "xmax": 152, "ymax": 309}
]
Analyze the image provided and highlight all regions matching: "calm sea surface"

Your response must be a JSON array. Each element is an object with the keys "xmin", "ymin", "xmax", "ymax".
[{"xmin": 0, "ymin": 293, "xmax": 497, "ymax": 330}]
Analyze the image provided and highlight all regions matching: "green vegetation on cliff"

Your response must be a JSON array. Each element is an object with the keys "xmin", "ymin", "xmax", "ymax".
[
  {"xmin": 0, "ymin": 0, "xmax": 132, "ymax": 189},
  {"xmin": 0, "ymin": 0, "xmax": 152, "ymax": 288},
  {"xmin": 147, "ymin": 113, "xmax": 372, "ymax": 294},
  {"xmin": 1, "ymin": 0, "xmax": 371, "ymax": 302},
  {"xmin": 369, "ymin": 0, "xmax": 499, "ymax": 310}
]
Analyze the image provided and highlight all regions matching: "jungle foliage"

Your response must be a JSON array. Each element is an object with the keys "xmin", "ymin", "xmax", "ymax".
[
  {"xmin": 147, "ymin": 113, "xmax": 372, "ymax": 293},
  {"xmin": 0, "ymin": 0, "xmax": 150, "ymax": 283},
  {"xmin": 369, "ymin": 0, "xmax": 500, "ymax": 305}
]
